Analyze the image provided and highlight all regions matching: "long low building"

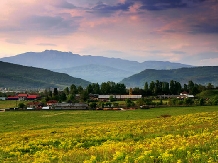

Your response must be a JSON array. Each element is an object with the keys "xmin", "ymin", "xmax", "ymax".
[
  {"xmin": 98, "ymin": 95, "xmax": 142, "ymax": 100},
  {"xmin": 52, "ymin": 103, "xmax": 88, "ymax": 110}
]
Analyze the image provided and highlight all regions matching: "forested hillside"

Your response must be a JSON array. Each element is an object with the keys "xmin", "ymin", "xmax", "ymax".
[
  {"xmin": 121, "ymin": 66, "xmax": 218, "ymax": 88},
  {"xmin": 0, "ymin": 61, "xmax": 90, "ymax": 89}
]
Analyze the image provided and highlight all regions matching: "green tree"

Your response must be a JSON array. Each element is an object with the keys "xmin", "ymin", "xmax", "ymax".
[
  {"xmin": 184, "ymin": 98, "xmax": 194, "ymax": 106},
  {"xmin": 77, "ymin": 86, "xmax": 84, "ymax": 94},
  {"xmin": 125, "ymin": 99, "xmax": 135, "ymax": 107},
  {"xmin": 70, "ymin": 84, "xmax": 77, "ymax": 94},
  {"xmin": 144, "ymin": 82, "xmax": 150, "ymax": 95},
  {"xmin": 109, "ymin": 95, "xmax": 115, "ymax": 102},
  {"xmin": 170, "ymin": 80, "xmax": 176, "ymax": 94},
  {"xmin": 175, "ymin": 81, "xmax": 182, "ymax": 94},
  {"xmin": 86, "ymin": 84, "xmax": 93, "ymax": 94},
  {"xmin": 53, "ymin": 88, "xmax": 59, "ymax": 100},
  {"xmin": 136, "ymin": 98, "xmax": 145, "ymax": 107},
  {"xmin": 149, "ymin": 81, "xmax": 155, "ymax": 95},
  {"xmin": 49, "ymin": 90, "xmax": 52, "ymax": 98},
  {"xmin": 80, "ymin": 90, "xmax": 89, "ymax": 102},
  {"xmin": 154, "ymin": 80, "xmax": 162, "ymax": 95},
  {"xmin": 183, "ymin": 84, "xmax": 188, "ymax": 92},
  {"xmin": 199, "ymin": 98, "xmax": 205, "ymax": 106},
  {"xmin": 59, "ymin": 92, "xmax": 67, "ymax": 102},
  {"xmin": 132, "ymin": 87, "xmax": 144, "ymax": 95},
  {"xmin": 67, "ymin": 94, "xmax": 76, "ymax": 103},
  {"xmin": 188, "ymin": 80, "xmax": 195, "ymax": 94},
  {"xmin": 89, "ymin": 102, "xmax": 97, "ymax": 109},
  {"xmin": 162, "ymin": 82, "xmax": 170, "ymax": 94},
  {"xmin": 93, "ymin": 83, "xmax": 101, "ymax": 94},
  {"xmin": 101, "ymin": 82, "xmax": 111, "ymax": 94},
  {"xmin": 18, "ymin": 103, "xmax": 25, "ymax": 109},
  {"xmin": 115, "ymin": 83, "xmax": 126, "ymax": 94},
  {"xmin": 207, "ymin": 83, "xmax": 214, "ymax": 90},
  {"xmin": 63, "ymin": 87, "xmax": 70, "ymax": 95}
]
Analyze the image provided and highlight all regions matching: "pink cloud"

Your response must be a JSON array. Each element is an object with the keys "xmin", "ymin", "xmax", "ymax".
[{"xmin": 0, "ymin": 0, "xmax": 217, "ymax": 66}]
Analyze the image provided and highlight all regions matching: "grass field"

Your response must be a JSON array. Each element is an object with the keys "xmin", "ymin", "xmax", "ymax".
[
  {"xmin": 0, "ymin": 100, "xmax": 18, "ymax": 109},
  {"xmin": 0, "ymin": 106, "xmax": 218, "ymax": 162}
]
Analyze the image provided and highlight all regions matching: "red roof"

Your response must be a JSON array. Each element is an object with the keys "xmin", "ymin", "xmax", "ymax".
[
  {"xmin": 18, "ymin": 94, "xmax": 28, "ymax": 97},
  {"xmin": 47, "ymin": 100, "xmax": 58, "ymax": 105},
  {"xmin": 181, "ymin": 91, "xmax": 189, "ymax": 95},
  {"xmin": 27, "ymin": 95, "xmax": 38, "ymax": 99}
]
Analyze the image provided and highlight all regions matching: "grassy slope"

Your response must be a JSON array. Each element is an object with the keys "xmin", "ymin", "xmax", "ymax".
[
  {"xmin": 196, "ymin": 89, "xmax": 218, "ymax": 99},
  {"xmin": 0, "ymin": 106, "xmax": 217, "ymax": 133}
]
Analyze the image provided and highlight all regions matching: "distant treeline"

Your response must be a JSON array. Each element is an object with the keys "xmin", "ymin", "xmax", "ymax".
[
  {"xmin": 1, "ymin": 80, "xmax": 216, "ymax": 103},
  {"xmin": 43, "ymin": 80, "xmax": 215, "ymax": 102}
]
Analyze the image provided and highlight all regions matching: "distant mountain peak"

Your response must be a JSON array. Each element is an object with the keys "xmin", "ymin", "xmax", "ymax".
[{"xmin": 0, "ymin": 50, "xmax": 193, "ymax": 83}]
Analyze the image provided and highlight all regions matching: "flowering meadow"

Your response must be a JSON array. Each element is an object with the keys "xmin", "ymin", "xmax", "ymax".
[{"xmin": 0, "ymin": 110, "xmax": 218, "ymax": 162}]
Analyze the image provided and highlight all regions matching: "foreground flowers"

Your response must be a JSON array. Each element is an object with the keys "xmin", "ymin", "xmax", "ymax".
[{"xmin": 0, "ymin": 111, "xmax": 218, "ymax": 162}]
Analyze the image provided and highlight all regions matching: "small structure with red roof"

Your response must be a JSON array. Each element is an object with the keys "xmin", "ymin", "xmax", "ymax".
[{"xmin": 47, "ymin": 100, "xmax": 58, "ymax": 106}]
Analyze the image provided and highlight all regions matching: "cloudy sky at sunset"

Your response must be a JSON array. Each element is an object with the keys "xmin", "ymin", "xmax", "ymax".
[{"xmin": 0, "ymin": 0, "xmax": 217, "ymax": 66}]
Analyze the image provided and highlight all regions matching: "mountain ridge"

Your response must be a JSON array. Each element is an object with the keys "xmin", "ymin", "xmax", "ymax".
[
  {"xmin": 121, "ymin": 66, "xmax": 218, "ymax": 88},
  {"xmin": 0, "ymin": 50, "xmax": 193, "ymax": 83},
  {"xmin": 0, "ymin": 61, "xmax": 90, "ymax": 89}
]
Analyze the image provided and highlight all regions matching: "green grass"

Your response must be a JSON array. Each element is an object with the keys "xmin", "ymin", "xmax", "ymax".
[
  {"xmin": 0, "ymin": 100, "xmax": 29, "ymax": 109},
  {"xmin": 0, "ymin": 100, "xmax": 18, "ymax": 109},
  {"xmin": 0, "ymin": 106, "xmax": 217, "ymax": 133}
]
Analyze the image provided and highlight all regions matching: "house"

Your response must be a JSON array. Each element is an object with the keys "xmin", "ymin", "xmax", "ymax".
[
  {"xmin": 18, "ymin": 94, "xmax": 28, "ymax": 100},
  {"xmin": 180, "ymin": 91, "xmax": 188, "ymax": 96},
  {"xmin": 52, "ymin": 103, "xmax": 88, "ymax": 110},
  {"xmin": 47, "ymin": 100, "xmax": 58, "ymax": 106},
  {"xmin": 26, "ymin": 102, "xmax": 43, "ymax": 109},
  {"xmin": 17, "ymin": 94, "xmax": 39, "ymax": 100},
  {"xmin": 178, "ymin": 92, "xmax": 194, "ymax": 99}
]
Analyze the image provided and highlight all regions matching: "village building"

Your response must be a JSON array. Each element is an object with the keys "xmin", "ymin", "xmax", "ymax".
[
  {"xmin": 98, "ymin": 95, "xmax": 142, "ymax": 101},
  {"xmin": 26, "ymin": 101, "xmax": 43, "ymax": 110},
  {"xmin": 52, "ymin": 103, "xmax": 88, "ymax": 110},
  {"xmin": 7, "ymin": 94, "xmax": 39, "ymax": 101},
  {"xmin": 158, "ymin": 92, "xmax": 194, "ymax": 99},
  {"xmin": 47, "ymin": 100, "xmax": 58, "ymax": 106},
  {"xmin": 7, "ymin": 96, "xmax": 19, "ymax": 100},
  {"xmin": 179, "ymin": 91, "xmax": 194, "ymax": 98}
]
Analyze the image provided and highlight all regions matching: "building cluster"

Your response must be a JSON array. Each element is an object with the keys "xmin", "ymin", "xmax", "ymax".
[
  {"xmin": 26, "ymin": 100, "xmax": 88, "ymax": 110},
  {"xmin": 1, "ymin": 93, "xmax": 39, "ymax": 101},
  {"xmin": 1, "ymin": 91, "xmax": 194, "ymax": 111}
]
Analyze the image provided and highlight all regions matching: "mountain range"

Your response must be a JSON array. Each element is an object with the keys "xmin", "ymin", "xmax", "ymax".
[
  {"xmin": 0, "ymin": 61, "xmax": 90, "ymax": 89},
  {"xmin": 121, "ymin": 67, "xmax": 218, "ymax": 88},
  {"xmin": 0, "ymin": 50, "xmax": 193, "ymax": 83}
]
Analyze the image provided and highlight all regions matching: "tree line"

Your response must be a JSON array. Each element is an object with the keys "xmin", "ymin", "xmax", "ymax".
[
  {"xmin": 42, "ymin": 81, "xmax": 127, "ymax": 103},
  {"xmin": 142, "ymin": 80, "xmax": 214, "ymax": 96},
  {"xmin": 39, "ymin": 80, "xmax": 215, "ymax": 103}
]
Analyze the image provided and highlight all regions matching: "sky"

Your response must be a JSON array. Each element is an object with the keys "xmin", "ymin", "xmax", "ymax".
[{"xmin": 0, "ymin": 0, "xmax": 218, "ymax": 66}]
